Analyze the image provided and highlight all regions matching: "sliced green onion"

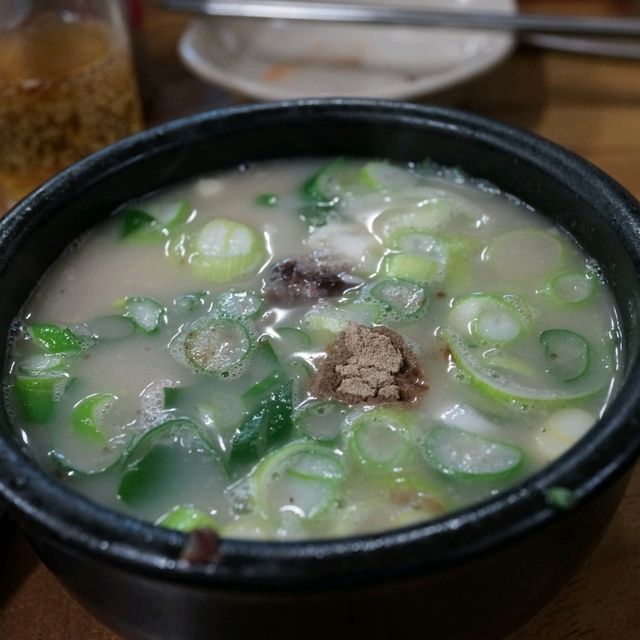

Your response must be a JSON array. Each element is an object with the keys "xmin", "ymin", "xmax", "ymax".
[
  {"xmin": 372, "ymin": 200, "xmax": 453, "ymax": 239},
  {"xmin": 122, "ymin": 200, "xmax": 190, "ymax": 241},
  {"xmin": 253, "ymin": 442, "xmax": 345, "ymax": 521},
  {"xmin": 118, "ymin": 419, "xmax": 226, "ymax": 510},
  {"xmin": 14, "ymin": 373, "xmax": 72, "ymax": 423},
  {"xmin": 348, "ymin": 409, "xmax": 412, "ymax": 474},
  {"xmin": 269, "ymin": 327, "xmax": 311, "ymax": 362},
  {"xmin": 157, "ymin": 506, "xmax": 219, "ymax": 532},
  {"xmin": 27, "ymin": 323, "xmax": 87, "ymax": 354},
  {"xmin": 369, "ymin": 278, "xmax": 429, "ymax": 320},
  {"xmin": 540, "ymin": 329, "xmax": 590, "ymax": 382},
  {"xmin": 337, "ymin": 301, "xmax": 382, "ymax": 325},
  {"xmin": 303, "ymin": 301, "xmax": 381, "ymax": 335},
  {"xmin": 482, "ymin": 352, "xmax": 535, "ymax": 377},
  {"xmin": 216, "ymin": 290, "xmax": 263, "ymax": 319},
  {"xmin": 380, "ymin": 252, "xmax": 443, "ymax": 284},
  {"xmin": 444, "ymin": 329, "xmax": 601, "ymax": 405},
  {"xmin": 547, "ymin": 271, "xmax": 596, "ymax": 304},
  {"xmin": 229, "ymin": 379, "xmax": 293, "ymax": 467},
  {"xmin": 173, "ymin": 292, "xmax": 208, "ymax": 313},
  {"xmin": 183, "ymin": 317, "xmax": 252, "ymax": 377},
  {"xmin": 163, "ymin": 387, "xmax": 184, "ymax": 410},
  {"xmin": 448, "ymin": 294, "xmax": 531, "ymax": 345},
  {"xmin": 387, "ymin": 229, "xmax": 451, "ymax": 281},
  {"xmin": 242, "ymin": 340, "xmax": 281, "ymax": 381},
  {"xmin": 121, "ymin": 209, "xmax": 155, "ymax": 239},
  {"xmin": 18, "ymin": 354, "xmax": 67, "ymax": 376},
  {"xmin": 359, "ymin": 161, "xmax": 417, "ymax": 191},
  {"xmin": 297, "ymin": 202, "xmax": 335, "ymax": 229},
  {"xmin": 122, "ymin": 297, "xmax": 166, "ymax": 333},
  {"xmin": 145, "ymin": 199, "xmax": 191, "ymax": 228},
  {"xmin": 199, "ymin": 389, "xmax": 245, "ymax": 432},
  {"xmin": 49, "ymin": 443, "xmax": 128, "ymax": 476},
  {"xmin": 423, "ymin": 425, "xmax": 523, "ymax": 480},
  {"xmin": 188, "ymin": 219, "xmax": 266, "ymax": 283},
  {"xmin": 71, "ymin": 393, "xmax": 117, "ymax": 444},
  {"xmin": 299, "ymin": 159, "xmax": 376, "ymax": 228},
  {"xmin": 241, "ymin": 371, "xmax": 283, "ymax": 405},
  {"xmin": 302, "ymin": 158, "xmax": 357, "ymax": 204},
  {"xmin": 295, "ymin": 400, "xmax": 346, "ymax": 442}
]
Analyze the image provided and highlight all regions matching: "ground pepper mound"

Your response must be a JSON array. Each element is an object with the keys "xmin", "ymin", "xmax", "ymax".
[{"xmin": 311, "ymin": 323, "xmax": 427, "ymax": 404}]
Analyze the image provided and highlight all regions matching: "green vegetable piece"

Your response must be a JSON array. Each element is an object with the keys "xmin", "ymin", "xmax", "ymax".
[
  {"xmin": 359, "ymin": 161, "xmax": 417, "ymax": 191},
  {"xmin": 229, "ymin": 379, "xmax": 294, "ymax": 467},
  {"xmin": 183, "ymin": 317, "xmax": 252, "ymax": 377},
  {"xmin": 540, "ymin": 329, "xmax": 591, "ymax": 382},
  {"xmin": 303, "ymin": 301, "xmax": 382, "ymax": 335},
  {"xmin": 369, "ymin": 278, "xmax": 429, "ymax": 320},
  {"xmin": 302, "ymin": 158, "xmax": 349, "ymax": 203},
  {"xmin": 242, "ymin": 371, "xmax": 283, "ymax": 405},
  {"xmin": 199, "ymin": 391, "xmax": 245, "ymax": 432},
  {"xmin": 545, "ymin": 486, "xmax": 578, "ymax": 510},
  {"xmin": 14, "ymin": 374, "xmax": 71, "ymax": 423},
  {"xmin": 216, "ymin": 290, "xmax": 263, "ymax": 319},
  {"xmin": 548, "ymin": 271, "xmax": 596, "ymax": 305},
  {"xmin": 448, "ymin": 294, "xmax": 531, "ymax": 345},
  {"xmin": 121, "ymin": 209, "xmax": 157, "ymax": 239},
  {"xmin": 72, "ymin": 393, "xmax": 117, "ymax": 444},
  {"xmin": 253, "ymin": 442, "xmax": 345, "ymax": 521},
  {"xmin": 298, "ymin": 159, "xmax": 365, "ymax": 228},
  {"xmin": 163, "ymin": 387, "xmax": 184, "ymax": 410},
  {"xmin": 173, "ymin": 292, "xmax": 208, "ymax": 313},
  {"xmin": 18, "ymin": 354, "xmax": 67, "ymax": 376},
  {"xmin": 122, "ymin": 297, "xmax": 166, "ymax": 333},
  {"xmin": 255, "ymin": 193, "xmax": 279, "ymax": 207},
  {"xmin": 423, "ymin": 425, "xmax": 523, "ymax": 480},
  {"xmin": 295, "ymin": 400, "xmax": 346, "ymax": 442},
  {"xmin": 157, "ymin": 506, "xmax": 219, "ymax": 532},
  {"xmin": 188, "ymin": 219, "xmax": 266, "ymax": 283},
  {"xmin": 269, "ymin": 327, "xmax": 312, "ymax": 362},
  {"xmin": 348, "ymin": 409, "xmax": 412, "ymax": 474},
  {"xmin": 122, "ymin": 200, "xmax": 190, "ymax": 241},
  {"xmin": 444, "ymin": 329, "xmax": 601, "ymax": 405},
  {"xmin": 28, "ymin": 323, "xmax": 86, "ymax": 354},
  {"xmin": 275, "ymin": 327, "xmax": 311, "ymax": 350},
  {"xmin": 49, "ymin": 445, "xmax": 128, "ymax": 477},
  {"xmin": 381, "ymin": 252, "xmax": 442, "ymax": 284},
  {"xmin": 297, "ymin": 202, "xmax": 335, "ymax": 228},
  {"xmin": 118, "ymin": 419, "xmax": 225, "ymax": 508},
  {"xmin": 228, "ymin": 408, "xmax": 264, "ymax": 465},
  {"xmin": 372, "ymin": 201, "xmax": 454, "ymax": 240}
]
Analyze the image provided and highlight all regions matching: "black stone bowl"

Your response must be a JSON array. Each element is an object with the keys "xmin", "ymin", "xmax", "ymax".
[{"xmin": 1, "ymin": 100, "xmax": 640, "ymax": 640}]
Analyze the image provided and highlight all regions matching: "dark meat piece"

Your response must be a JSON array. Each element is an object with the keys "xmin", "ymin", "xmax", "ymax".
[
  {"xmin": 179, "ymin": 528, "xmax": 221, "ymax": 564},
  {"xmin": 264, "ymin": 255, "xmax": 355, "ymax": 305}
]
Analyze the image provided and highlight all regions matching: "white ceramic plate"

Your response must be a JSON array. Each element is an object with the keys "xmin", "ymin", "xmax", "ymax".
[{"xmin": 178, "ymin": 0, "xmax": 516, "ymax": 101}]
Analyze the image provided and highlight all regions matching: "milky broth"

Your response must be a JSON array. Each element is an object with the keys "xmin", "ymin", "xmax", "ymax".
[{"xmin": 4, "ymin": 159, "xmax": 622, "ymax": 539}]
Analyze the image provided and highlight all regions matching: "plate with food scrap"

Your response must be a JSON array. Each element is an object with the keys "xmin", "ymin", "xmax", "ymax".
[{"xmin": 178, "ymin": 0, "xmax": 516, "ymax": 101}]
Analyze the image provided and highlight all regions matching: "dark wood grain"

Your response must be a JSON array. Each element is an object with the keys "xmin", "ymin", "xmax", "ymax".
[{"xmin": 1, "ymin": 1, "xmax": 639, "ymax": 638}]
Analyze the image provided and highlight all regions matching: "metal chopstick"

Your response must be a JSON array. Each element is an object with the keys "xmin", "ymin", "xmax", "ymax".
[{"xmin": 155, "ymin": 0, "xmax": 640, "ymax": 39}]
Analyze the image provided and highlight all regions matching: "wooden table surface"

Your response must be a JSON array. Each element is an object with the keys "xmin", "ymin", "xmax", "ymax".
[{"xmin": 1, "ymin": 1, "xmax": 640, "ymax": 638}]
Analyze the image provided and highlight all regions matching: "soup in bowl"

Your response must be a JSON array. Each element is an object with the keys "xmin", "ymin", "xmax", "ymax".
[{"xmin": 0, "ymin": 100, "xmax": 639, "ymax": 640}]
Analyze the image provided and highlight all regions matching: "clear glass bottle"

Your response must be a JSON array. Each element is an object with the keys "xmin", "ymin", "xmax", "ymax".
[{"xmin": 0, "ymin": 0, "xmax": 143, "ymax": 209}]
